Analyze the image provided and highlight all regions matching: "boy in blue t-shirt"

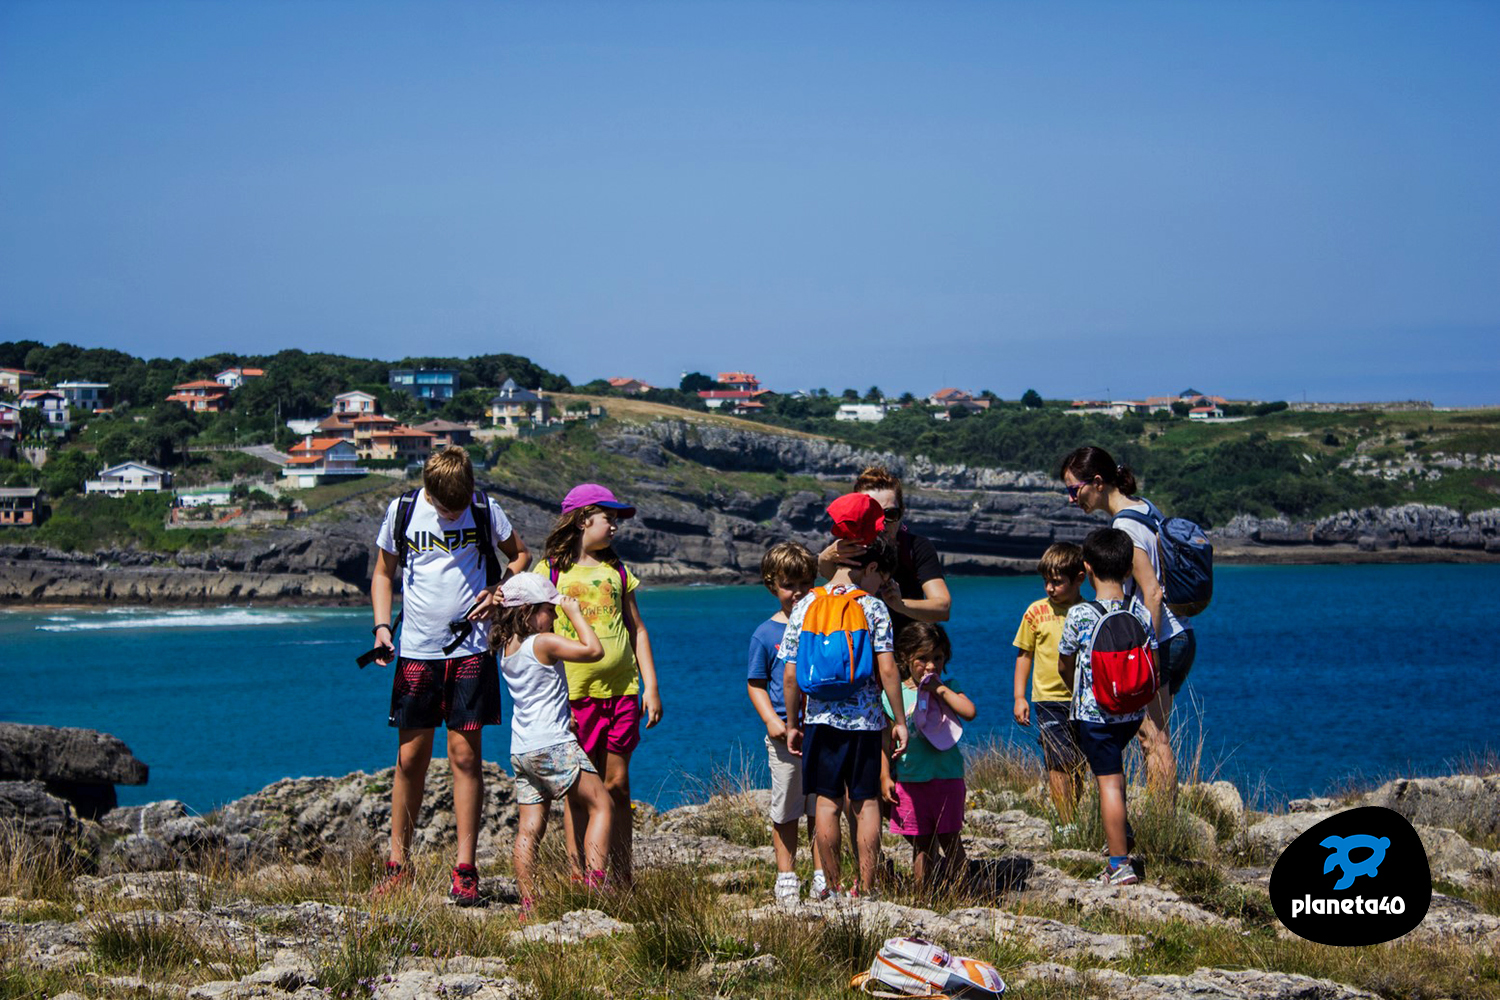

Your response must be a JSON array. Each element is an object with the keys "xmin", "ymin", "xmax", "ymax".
[
  {"xmin": 747, "ymin": 542, "xmax": 821, "ymax": 907},
  {"xmin": 1059, "ymin": 527, "xmax": 1158, "ymax": 887}
]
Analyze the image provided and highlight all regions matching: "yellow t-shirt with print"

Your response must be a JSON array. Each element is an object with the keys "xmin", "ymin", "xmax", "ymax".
[
  {"xmin": 535, "ymin": 559, "xmax": 640, "ymax": 700},
  {"xmin": 1013, "ymin": 597, "xmax": 1080, "ymax": 703}
]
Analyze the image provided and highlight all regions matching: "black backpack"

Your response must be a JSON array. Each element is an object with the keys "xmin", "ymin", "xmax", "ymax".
[{"xmin": 393, "ymin": 488, "xmax": 504, "ymax": 588}]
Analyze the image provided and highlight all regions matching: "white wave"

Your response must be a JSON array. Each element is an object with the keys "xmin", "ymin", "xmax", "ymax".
[{"xmin": 35, "ymin": 609, "xmax": 322, "ymax": 632}]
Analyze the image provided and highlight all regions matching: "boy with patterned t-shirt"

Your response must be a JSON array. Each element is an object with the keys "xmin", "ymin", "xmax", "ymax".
[
  {"xmin": 783, "ymin": 537, "xmax": 910, "ymax": 900},
  {"xmin": 1059, "ymin": 527, "xmax": 1158, "ymax": 887},
  {"xmin": 1013, "ymin": 542, "xmax": 1088, "ymax": 823},
  {"xmin": 370, "ymin": 446, "xmax": 531, "ymax": 904}
]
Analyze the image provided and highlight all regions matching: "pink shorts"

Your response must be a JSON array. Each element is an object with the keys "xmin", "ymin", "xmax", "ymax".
[
  {"xmin": 888, "ymin": 778, "xmax": 966, "ymax": 837},
  {"xmin": 570, "ymin": 694, "xmax": 641, "ymax": 758}
]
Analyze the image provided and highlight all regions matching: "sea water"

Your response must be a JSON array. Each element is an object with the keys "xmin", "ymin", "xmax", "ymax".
[{"xmin": 3, "ymin": 565, "xmax": 1497, "ymax": 813}]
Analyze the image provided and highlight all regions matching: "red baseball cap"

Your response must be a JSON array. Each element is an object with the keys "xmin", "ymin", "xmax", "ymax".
[{"xmin": 827, "ymin": 492, "xmax": 886, "ymax": 546}]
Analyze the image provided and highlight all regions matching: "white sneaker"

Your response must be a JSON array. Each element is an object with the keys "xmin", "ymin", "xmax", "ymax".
[
  {"xmin": 810, "ymin": 870, "xmax": 829, "ymax": 899},
  {"xmin": 774, "ymin": 872, "xmax": 801, "ymax": 907},
  {"xmin": 1098, "ymin": 860, "xmax": 1140, "ymax": 886}
]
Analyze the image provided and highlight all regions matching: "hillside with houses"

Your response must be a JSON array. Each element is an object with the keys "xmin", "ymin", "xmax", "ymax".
[{"xmin": 1, "ymin": 344, "xmax": 1497, "ymax": 577}]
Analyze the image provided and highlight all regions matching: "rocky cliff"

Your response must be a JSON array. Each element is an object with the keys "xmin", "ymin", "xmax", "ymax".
[{"xmin": 2, "ymin": 418, "xmax": 1497, "ymax": 604}]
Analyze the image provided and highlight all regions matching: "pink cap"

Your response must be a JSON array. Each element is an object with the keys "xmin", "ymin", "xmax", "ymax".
[
  {"xmin": 560, "ymin": 483, "xmax": 635, "ymax": 518},
  {"xmin": 500, "ymin": 574, "xmax": 563, "ymax": 607},
  {"xmin": 911, "ymin": 684, "xmax": 964, "ymax": 751}
]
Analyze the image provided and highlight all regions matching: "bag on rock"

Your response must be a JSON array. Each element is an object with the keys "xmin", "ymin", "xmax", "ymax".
[{"xmin": 851, "ymin": 936, "xmax": 1006, "ymax": 999}]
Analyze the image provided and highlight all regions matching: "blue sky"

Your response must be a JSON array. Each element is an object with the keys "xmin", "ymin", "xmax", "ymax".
[{"xmin": 1, "ymin": 1, "xmax": 1496, "ymax": 404}]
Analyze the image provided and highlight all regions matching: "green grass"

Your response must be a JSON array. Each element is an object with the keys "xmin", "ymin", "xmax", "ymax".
[
  {"xmin": 292, "ymin": 473, "xmax": 407, "ymax": 513},
  {"xmin": 0, "ymin": 492, "xmax": 227, "ymax": 552},
  {"xmin": 1435, "ymin": 876, "xmax": 1500, "ymax": 917},
  {"xmin": 89, "ymin": 913, "xmax": 231, "ymax": 976}
]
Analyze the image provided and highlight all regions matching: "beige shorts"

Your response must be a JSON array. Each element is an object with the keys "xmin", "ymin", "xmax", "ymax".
[{"xmin": 766, "ymin": 734, "xmax": 818, "ymax": 824}]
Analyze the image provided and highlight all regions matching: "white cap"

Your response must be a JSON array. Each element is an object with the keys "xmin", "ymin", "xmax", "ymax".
[{"xmin": 500, "ymin": 574, "xmax": 563, "ymax": 607}]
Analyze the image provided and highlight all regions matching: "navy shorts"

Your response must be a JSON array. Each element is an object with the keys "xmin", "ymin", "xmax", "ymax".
[
  {"xmin": 1075, "ymin": 718, "xmax": 1143, "ymax": 778},
  {"xmin": 1159, "ymin": 630, "xmax": 1197, "ymax": 696},
  {"xmin": 1033, "ymin": 701, "xmax": 1084, "ymax": 773},
  {"xmin": 389, "ymin": 652, "xmax": 503, "ymax": 731},
  {"xmin": 803, "ymin": 725, "xmax": 883, "ymax": 802}
]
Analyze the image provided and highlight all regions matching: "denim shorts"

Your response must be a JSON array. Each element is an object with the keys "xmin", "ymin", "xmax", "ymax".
[
  {"xmin": 1033, "ymin": 701, "xmax": 1084, "ymax": 773},
  {"xmin": 1159, "ymin": 630, "xmax": 1197, "ymax": 696}
]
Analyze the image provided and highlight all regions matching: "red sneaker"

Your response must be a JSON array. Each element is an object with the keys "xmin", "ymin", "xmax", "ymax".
[
  {"xmin": 449, "ymin": 863, "xmax": 484, "ymax": 907},
  {"xmin": 372, "ymin": 861, "xmax": 411, "ymax": 900}
]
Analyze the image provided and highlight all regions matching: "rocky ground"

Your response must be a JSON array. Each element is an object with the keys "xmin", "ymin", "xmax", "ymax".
[{"xmin": 3, "ymin": 722, "xmax": 1498, "ymax": 999}]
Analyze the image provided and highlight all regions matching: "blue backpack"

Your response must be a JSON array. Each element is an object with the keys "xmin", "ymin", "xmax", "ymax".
[
  {"xmin": 1114, "ymin": 500, "xmax": 1213, "ymax": 619},
  {"xmin": 795, "ymin": 587, "xmax": 876, "ymax": 701}
]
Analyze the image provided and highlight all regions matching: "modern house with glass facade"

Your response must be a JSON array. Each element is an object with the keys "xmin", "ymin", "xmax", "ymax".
[{"xmin": 388, "ymin": 368, "xmax": 460, "ymax": 405}]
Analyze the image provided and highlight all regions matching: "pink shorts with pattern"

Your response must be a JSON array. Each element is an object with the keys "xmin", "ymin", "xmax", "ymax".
[{"xmin": 570, "ymin": 694, "xmax": 641, "ymax": 758}]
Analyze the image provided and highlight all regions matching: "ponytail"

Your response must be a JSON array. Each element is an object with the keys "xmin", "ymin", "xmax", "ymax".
[{"xmin": 1059, "ymin": 446, "xmax": 1138, "ymax": 497}]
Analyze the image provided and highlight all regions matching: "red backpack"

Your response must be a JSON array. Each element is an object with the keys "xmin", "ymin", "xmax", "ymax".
[{"xmin": 1084, "ymin": 600, "xmax": 1159, "ymax": 715}]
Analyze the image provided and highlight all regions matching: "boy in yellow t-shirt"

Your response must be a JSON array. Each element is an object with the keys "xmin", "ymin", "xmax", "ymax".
[{"xmin": 1012, "ymin": 543, "xmax": 1087, "ymax": 823}]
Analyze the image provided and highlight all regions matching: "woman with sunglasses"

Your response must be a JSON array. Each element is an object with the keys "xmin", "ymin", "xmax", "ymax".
[
  {"xmin": 819, "ymin": 466, "xmax": 951, "ymax": 634},
  {"xmin": 1057, "ymin": 445, "xmax": 1195, "ymax": 800}
]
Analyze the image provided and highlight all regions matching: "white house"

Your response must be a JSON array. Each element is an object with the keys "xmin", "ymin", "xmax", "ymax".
[
  {"xmin": 280, "ymin": 438, "xmax": 365, "ymax": 488},
  {"xmin": 85, "ymin": 461, "xmax": 172, "ymax": 496},
  {"xmin": 18, "ymin": 389, "xmax": 69, "ymax": 430},
  {"xmin": 215, "ymin": 367, "xmax": 265, "ymax": 389},
  {"xmin": 56, "ymin": 381, "xmax": 110, "ymax": 412},
  {"xmin": 332, "ymin": 390, "xmax": 378, "ymax": 417},
  {"xmin": 176, "ymin": 488, "xmax": 234, "ymax": 508},
  {"xmin": 836, "ymin": 403, "xmax": 893, "ymax": 423},
  {"xmin": 1189, "ymin": 405, "xmax": 1225, "ymax": 420},
  {"xmin": 490, "ymin": 379, "xmax": 554, "ymax": 429}
]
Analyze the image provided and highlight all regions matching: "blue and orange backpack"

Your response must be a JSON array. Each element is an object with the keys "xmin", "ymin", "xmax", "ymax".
[{"xmin": 795, "ymin": 587, "xmax": 876, "ymax": 700}]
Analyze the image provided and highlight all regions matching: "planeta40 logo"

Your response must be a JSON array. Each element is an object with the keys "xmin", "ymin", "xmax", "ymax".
[{"xmin": 1269, "ymin": 806, "xmax": 1431, "ymax": 946}]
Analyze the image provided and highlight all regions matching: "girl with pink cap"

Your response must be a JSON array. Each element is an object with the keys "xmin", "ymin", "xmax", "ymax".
[{"xmin": 535, "ymin": 483, "xmax": 663, "ymax": 886}]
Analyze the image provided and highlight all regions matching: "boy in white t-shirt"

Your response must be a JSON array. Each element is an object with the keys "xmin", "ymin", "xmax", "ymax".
[{"xmin": 369, "ymin": 446, "xmax": 531, "ymax": 905}]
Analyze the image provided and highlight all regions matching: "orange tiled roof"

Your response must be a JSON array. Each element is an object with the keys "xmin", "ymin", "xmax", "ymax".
[
  {"xmin": 173, "ymin": 380, "xmax": 229, "ymax": 391},
  {"xmin": 290, "ymin": 437, "xmax": 350, "ymax": 454}
]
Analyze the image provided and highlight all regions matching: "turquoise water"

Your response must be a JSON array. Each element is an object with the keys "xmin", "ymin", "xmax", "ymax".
[{"xmin": 4, "ymin": 565, "xmax": 1498, "ymax": 812}]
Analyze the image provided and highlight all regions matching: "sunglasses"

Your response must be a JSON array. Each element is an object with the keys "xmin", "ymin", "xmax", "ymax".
[
  {"xmin": 883, "ymin": 506, "xmax": 904, "ymax": 521},
  {"xmin": 1065, "ymin": 483, "xmax": 1084, "ymax": 500}
]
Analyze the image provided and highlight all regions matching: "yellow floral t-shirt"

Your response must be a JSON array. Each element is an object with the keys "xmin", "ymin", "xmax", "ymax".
[{"xmin": 535, "ymin": 559, "xmax": 640, "ymax": 700}]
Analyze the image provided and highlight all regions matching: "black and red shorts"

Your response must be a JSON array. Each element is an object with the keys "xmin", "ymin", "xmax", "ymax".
[{"xmin": 388, "ymin": 652, "xmax": 502, "ymax": 731}]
